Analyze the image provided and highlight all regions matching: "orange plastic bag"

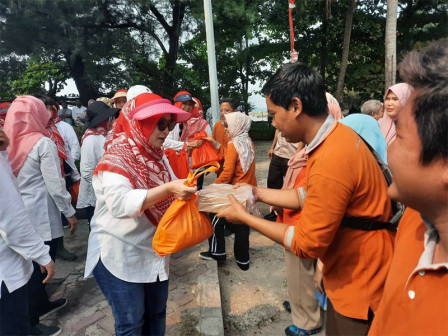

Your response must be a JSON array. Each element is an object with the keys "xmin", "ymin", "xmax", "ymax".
[
  {"xmin": 152, "ymin": 162, "xmax": 220, "ymax": 257},
  {"xmin": 191, "ymin": 131, "xmax": 222, "ymax": 169},
  {"xmin": 164, "ymin": 143, "xmax": 189, "ymax": 179},
  {"xmin": 70, "ymin": 180, "xmax": 80, "ymax": 205}
]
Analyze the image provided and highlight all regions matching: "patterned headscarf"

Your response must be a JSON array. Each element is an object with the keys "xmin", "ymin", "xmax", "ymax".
[
  {"xmin": 94, "ymin": 94, "xmax": 174, "ymax": 226},
  {"xmin": 225, "ymin": 112, "xmax": 255, "ymax": 174}
]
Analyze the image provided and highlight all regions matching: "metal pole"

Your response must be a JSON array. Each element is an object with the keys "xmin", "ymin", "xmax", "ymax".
[{"xmin": 203, "ymin": 0, "xmax": 220, "ymax": 126}]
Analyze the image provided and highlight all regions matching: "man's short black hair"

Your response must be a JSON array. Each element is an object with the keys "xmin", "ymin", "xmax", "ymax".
[
  {"xmin": 399, "ymin": 38, "xmax": 448, "ymax": 165},
  {"xmin": 220, "ymin": 98, "xmax": 239, "ymax": 111},
  {"xmin": 261, "ymin": 63, "xmax": 328, "ymax": 117},
  {"xmin": 34, "ymin": 95, "xmax": 57, "ymax": 107}
]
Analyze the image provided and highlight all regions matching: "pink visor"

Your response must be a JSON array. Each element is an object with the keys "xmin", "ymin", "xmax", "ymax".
[{"xmin": 130, "ymin": 98, "xmax": 191, "ymax": 123}]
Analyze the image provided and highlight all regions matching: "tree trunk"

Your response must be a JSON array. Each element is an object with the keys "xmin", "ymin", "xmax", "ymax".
[
  {"xmin": 385, "ymin": 0, "xmax": 398, "ymax": 90},
  {"xmin": 335, "ymin": 0, "xmax": 357, "ymax": 102},
  {"xmin": 64, "ymin": 53, "xmax": 98, "ymax": 105},
  {"xmin": 319, "ymin": 0, "xmax": 329, "ymax": 84}
]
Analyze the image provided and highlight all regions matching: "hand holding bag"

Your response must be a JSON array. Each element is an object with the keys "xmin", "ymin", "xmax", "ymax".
[
  {"xmin": 191, "ymin": 131, "xmax": 222, "ymax": 169},
  {"xmin": 152, "ymin": 162, "xmax": 220, "ymax": 257}
]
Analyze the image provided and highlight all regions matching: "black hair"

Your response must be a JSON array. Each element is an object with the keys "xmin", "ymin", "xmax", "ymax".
[
  {"xmin": 220, "ymin": 98, "xmax": 239, "ymax": 111},
  {"xmin": 261, "ymin": 63, "xmax": 327, "ymax": 117},
  {"xmin": 399, "ymin": 38, "xmax": 448, "ymax": 165},
  {"xmin": 34, "ymin": 95, "xmax": 57, "ymax": 107}
]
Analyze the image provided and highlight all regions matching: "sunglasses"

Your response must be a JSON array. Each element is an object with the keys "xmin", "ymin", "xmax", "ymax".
[{"xmin": 157, "ymin": 118, "xmax": 177, "ymax": 131}]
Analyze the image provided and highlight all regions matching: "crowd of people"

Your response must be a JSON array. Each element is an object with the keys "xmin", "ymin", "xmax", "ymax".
[{"xmin": 0, "ymin": 38, "xmax": 446, "ymax": 336}]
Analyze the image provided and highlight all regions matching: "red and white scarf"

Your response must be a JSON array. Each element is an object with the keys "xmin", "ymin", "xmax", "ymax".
[
  {"xmin": 94, "ymin": 100, "xmax": 174, "ymax": 226},
  {"xmin": 180, "ymin": 117, "xmax": 209, "ymax": 142},
  {"xmin": 81, "ymin": 126, "xmax": 108, "ymax": 146},
  {"xmin": 47, "ymin": 119, "xmax": 67, "ymax": 177}
]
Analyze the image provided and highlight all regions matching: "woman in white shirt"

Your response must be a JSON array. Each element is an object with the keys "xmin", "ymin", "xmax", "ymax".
[
  {"xmin": 85, "ymin": 93, "xmax": 196, "ymax": 336},
  {"xmin": 0, "ymin": 129, "xmax": 54, "ymax": 336},
  {"xmin": 77, "ymin": 101, "xmax": 119, "ymax": 225},
  {"xmin": 4, "ymin": 96, "xmax": 78, "ymax": 334}
]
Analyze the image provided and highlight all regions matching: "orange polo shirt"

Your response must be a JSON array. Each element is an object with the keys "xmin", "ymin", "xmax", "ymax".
[
  {"xmin": 369, "ymin": 208, "xmax": 448, "ymax": 335},
  {"xmin": 215, "ymin": 142, "xmax": 257, "ymax": 186},
  {"xmin": 213, "ymin": 120, "xmax": 231, "ymax": 158},
  {"xmin": 285, "ymin": 120, "xmax": 393, "ymax": 320}
]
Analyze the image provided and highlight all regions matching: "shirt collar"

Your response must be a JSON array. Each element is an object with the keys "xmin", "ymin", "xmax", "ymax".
[
  {"xmin": 305, "ymin": 114, "xmax": 337, "ymax": 155},
  {"xmin": 415, "ymin": 214, "xmax": 448, "ymax": 271}
]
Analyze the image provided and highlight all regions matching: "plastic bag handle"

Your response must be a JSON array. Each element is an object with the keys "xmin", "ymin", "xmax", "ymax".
[{"xmin": 185, "ymin": 161, "xmax": 220, "ymax": 186}]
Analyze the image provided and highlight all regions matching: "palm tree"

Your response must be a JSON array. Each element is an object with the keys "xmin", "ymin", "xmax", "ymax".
[
  {"xmin": 335, "ymin": 0, "xmax": 357, "ymax": 102},
  {"xmin": 385, "ymin": 0, "xmax": 398, "ymax": 90}
]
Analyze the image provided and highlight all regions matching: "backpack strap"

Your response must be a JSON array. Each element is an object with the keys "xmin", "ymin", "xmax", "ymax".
[{"xmin": 340, "ymin": 135, "xmax": 405, "ymax": 232}]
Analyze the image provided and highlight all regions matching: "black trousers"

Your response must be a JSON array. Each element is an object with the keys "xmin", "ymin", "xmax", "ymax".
[
  {"xmin": 28, "ymin": 237, "xmax": 59, "ymax": 325},
  {"xmin": 267, "ymin": 153, "xmax": 289, "ymax": 190},
  {"xmin": 0, "ymin": 282, "xmax": 29, "ymax": 335},
  {"xmin": 208, "ymin": 214, "xmax": 250, "ymax": 267}
]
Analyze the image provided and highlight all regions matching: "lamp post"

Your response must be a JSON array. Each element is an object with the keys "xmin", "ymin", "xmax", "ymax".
[{"xmin": 203, "ymin": 0, "xmax": 220, "ymax": 126}]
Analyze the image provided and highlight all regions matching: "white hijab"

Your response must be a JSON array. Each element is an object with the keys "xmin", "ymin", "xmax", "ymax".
[{"xmin": 225, "ymin": 112, "xmax": 255, "ymax": 174}]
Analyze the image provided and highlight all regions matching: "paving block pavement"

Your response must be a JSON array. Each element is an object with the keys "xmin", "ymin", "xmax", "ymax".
[{"xmin": 42, "ymin": 219, "xmax": 224, "ymax": 336}]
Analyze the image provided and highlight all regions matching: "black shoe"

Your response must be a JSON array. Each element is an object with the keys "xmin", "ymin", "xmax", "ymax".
[
  {"xmin": 56, "ymin": 247, "xmax": 77, "ymax": 261},
  {"xmin": 263, "ymin": 212, "xmax": 277, "ymax": 222},
  {"xmin": 283, "ymin": 300, "xmax": 291, "ymax": 312},
  {"xmin": 30, "ymin": 323, "xmax": 61, "ymax": 336},
  {"xmin": 199, "ymin": 251, "xmax": 226, "ymax": 261},
  {"xmin": 39, "ymin": 298, "xmax": 67, "ymax": 320},
  {"xmin": 236, "ymin": 261, "xmax": 249, "ymax": 271}
]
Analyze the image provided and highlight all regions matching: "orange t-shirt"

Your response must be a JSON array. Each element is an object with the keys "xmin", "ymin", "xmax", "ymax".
[
  {"xmin": 213, "ymin": 120, "xmax": 231, "ymax": 158},
  {"xmin": 289, "ymin": 122, "xmax": 394, "ymax": 320},
  {"xmin": 369, "ymin": 208, "xmax": 448, "ymax": 335},
  {"xmin": 215, "ymin": 142, "xmax": 257, "ymax": 186}
]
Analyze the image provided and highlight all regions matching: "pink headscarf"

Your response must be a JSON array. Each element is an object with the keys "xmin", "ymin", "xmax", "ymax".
[
  {"xmin": 4, "ymin": 96, "xmax": 51, "ymax": 176},
  {"xmin": 379, "ymin": 83, "xmax": 413, "ymax": 145}
]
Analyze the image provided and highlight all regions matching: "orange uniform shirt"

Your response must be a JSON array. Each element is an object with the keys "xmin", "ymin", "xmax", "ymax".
[
  {"xmin": 215, "ymin": 142, "xmax": 257, "ymax": 186},
  {"xmin": 287, "ymin": 120, "xmax": 393, "ymax": 320},
  {"xmin": 369, "ymin": 208, "xmax": 448, "ymax": 336},
  {"xmin": 213, "ymin": 120, "xmax": 231, "ymax": 158}
]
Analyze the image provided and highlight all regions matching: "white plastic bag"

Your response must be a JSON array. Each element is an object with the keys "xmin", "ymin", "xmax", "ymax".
[{"xmin": 196, "ymin": 183, "xmax": 259, "ymax": 215}]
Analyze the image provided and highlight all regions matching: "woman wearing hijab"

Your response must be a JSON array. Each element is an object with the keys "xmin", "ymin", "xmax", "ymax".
[
  {"xmin": 3, "ymin": 96, "xmax": 78, "ymax": 335},
  {"xmin": 200, "ymin": 112, "xmax": 257, "ymax": 271},
  {"xmin": 77, "ymin": 102, "xmax": 120, "ymax": 226},
  {"xmin": 84, "ymin": 93, "xmax": 196, "ymax": 336},
  {"xmin": 379, "ymin": 83, "xmax": 413, "ymax": 145}
]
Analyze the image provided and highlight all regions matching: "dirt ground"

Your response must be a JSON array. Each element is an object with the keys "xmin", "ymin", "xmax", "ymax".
[{"xmin": 203, "ymin": 140, "xmax": 300, "ymax": 336}]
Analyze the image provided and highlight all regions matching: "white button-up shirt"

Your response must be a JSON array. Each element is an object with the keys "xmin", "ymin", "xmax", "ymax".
[
  {"xmin": 77, "ymin": 134, "xmax": 106, "ymax": 209},
  {"xmin": 71, "ymin": 106, "xmax": 87, "ymax": 125},
  {"xmin": 56, "ymin": 120, "xmax": 81, "ymax": 181},
  {"xmin": 0, "ymin": 151, "xmax": 51, "ymax": 298},
  {"xmin": 16, "ymin": 137, "xmax": 75, "ymax": 242},
  {"xmin": 85, "ymin": 163, "xmax": 174, "ymax": 283}
]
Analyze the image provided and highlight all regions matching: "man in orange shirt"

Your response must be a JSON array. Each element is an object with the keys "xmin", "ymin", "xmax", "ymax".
[
  {"xmin": 217, "ymin": 63, "xmax": 394, "ymax": 335},
  {"xmin": 369, "ymin": 39, "xmax": 448, "ymax": 335}
]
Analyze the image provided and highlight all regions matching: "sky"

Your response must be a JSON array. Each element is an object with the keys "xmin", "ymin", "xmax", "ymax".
[{"xmin": 59, "ymin": 78, "xmax": 267, "ymax": 110}]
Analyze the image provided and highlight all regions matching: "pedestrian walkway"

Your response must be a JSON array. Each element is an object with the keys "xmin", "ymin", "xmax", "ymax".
[{"xmin": 43, "ymin": 220, "xmax": 224, "ymax": 335}]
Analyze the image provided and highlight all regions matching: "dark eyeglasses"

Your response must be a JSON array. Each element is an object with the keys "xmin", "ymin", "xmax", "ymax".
[{"xmin": 157, "ymin": 118, "xmax": 177, "ymax": 131}]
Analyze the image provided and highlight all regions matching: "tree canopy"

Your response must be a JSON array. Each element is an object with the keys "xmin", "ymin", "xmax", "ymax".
[{"xmin": 0, "ymin": 0, "xmax": 446, "ymax": 110}]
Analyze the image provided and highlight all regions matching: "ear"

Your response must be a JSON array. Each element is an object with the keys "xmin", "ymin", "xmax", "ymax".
[{"xmin": 290, "ymin": 97, "xmax": 303, "ymax": 118}]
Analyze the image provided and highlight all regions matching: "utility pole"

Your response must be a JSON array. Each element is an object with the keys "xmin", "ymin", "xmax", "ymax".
[{"xmin": 203, "ymin": 0, "xmax": 220, "ymax": 126}]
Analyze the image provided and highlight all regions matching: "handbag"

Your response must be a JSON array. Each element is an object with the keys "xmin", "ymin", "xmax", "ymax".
[
  {"xmin": 152, "ymin": 162, "xmax": 220, "ymax": 257},
  {"xmin": 191, "ymin": 131, "xmax": 222, "ymax": 169}
]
